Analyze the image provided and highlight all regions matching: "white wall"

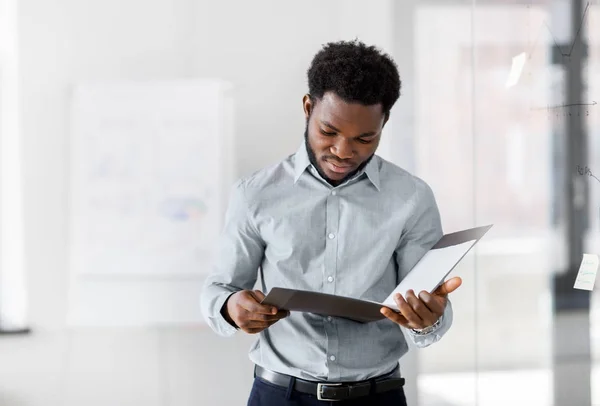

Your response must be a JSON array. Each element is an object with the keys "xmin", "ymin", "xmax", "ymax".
[
  {"xmin": 20, "ymin": 0, "xmax": 205, "ymax": 331},
  {"xmin": 19, "ymin": 0, "xmax": 398, "ymax": 330},
  {"xmin": 10, "ymin": 1, "xmax": 419, "ymax": 404}
]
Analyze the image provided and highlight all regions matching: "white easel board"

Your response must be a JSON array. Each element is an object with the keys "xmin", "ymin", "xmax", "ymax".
[{"xmin": 67, "ymin": 79, "xmax": 234, "ymax": 326}]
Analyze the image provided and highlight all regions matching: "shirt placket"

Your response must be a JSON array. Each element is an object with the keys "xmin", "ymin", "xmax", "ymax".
[{"xmin": 324, "ymin": 187, "xmax": 340, "ymax": 380}]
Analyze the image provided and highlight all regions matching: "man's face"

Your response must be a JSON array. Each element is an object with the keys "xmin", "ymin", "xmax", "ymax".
[{"xmin": 303, "ymin": 91, "xmax": 387, "ymax": 186}]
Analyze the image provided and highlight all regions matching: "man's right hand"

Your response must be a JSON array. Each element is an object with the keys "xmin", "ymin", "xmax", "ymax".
[{"xmin": 223, "ymin": 290, "xmax": 290, "ymax": 334}]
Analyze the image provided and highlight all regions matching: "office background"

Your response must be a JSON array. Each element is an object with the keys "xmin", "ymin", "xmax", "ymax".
[{"xmin": 0, "ymin": 0, "xmax": 599, "ymax": 405}]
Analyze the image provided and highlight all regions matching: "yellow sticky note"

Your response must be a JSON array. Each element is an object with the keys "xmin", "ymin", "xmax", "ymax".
[{"xmin": 573, "ymin": 254, "xmax": 599, "ymax": 291}]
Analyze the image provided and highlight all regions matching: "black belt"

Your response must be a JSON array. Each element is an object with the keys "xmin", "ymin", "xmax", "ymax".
[{"xmin": 254, "ymin": 364, "xmax": 405, "ymax": 401}]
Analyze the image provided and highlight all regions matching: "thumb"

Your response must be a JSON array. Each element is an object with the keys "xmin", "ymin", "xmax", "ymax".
[
  {"xmin": 251, "ymin": 289, "xmax": 266, "ymax": 302},
  {"xmin": 435, "ymin": 277, "xmax": 462, "ymax": 295}
]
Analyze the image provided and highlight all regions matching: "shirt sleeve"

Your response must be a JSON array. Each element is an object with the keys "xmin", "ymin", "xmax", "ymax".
[
  {"xmin": 393, "ymin": 178, "xmax": 454, "ymax": 348},
  {"xmin": 200, "ymin": 178, "xmax": 266, "ymax": 337}
]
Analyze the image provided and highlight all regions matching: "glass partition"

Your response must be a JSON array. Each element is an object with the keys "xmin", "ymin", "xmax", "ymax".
[{"xmin": 390, "ymin": 1, "xmax": 599, "ymax": 404}]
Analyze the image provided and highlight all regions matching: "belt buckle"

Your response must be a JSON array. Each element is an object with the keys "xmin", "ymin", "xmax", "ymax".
[{"xmin": 317, "ymin": 382, "xmax": 343, "ymax": 401}]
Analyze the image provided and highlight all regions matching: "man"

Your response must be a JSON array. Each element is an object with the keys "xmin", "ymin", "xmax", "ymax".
[{"xmin": 201, "ymin": 39, "xmax": 462, "ymax": 405}]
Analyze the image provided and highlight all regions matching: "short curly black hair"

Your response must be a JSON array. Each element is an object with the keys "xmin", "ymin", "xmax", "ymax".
[{"xmin": 307, "ymin": 39, "xmax": 401, "ymax": 116}]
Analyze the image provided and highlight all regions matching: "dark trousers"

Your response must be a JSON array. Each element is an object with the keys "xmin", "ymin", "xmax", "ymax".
[{"xmin": 247, "ymin": 375, "xmax": 408, "ymax": 406}]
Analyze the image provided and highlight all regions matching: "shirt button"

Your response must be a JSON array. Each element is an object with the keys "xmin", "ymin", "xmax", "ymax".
[
  {"xmin": 328, "ymin": 233, "xmax": 335, "ymax": 239},
  {"xmin": 332, "ymin": 191, "xmax": 337, "ymax": 196},
  {"xmin": 330, "ymin": 355, "xmax": 336, "ymax": 361},
  {"xmin": 327, "ymin": 316, "xmax": 332, "ymax": 322},
  {"xmin": 327, "ymin": 276, "xmax": 334, "ymax": 282}
]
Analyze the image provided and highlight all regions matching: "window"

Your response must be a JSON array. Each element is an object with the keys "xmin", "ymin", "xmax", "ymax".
[{"xmin": 0, "ymin": 0, "xmax": 28, "ymax": 333}]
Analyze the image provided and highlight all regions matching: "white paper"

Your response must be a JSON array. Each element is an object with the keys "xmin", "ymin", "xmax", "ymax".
[
  {"xmin": 505, "ymin": 52, "xmax": 527, "ymax": 88},
  {"xmin": 381, "ymin": 240, "xmax": 476, "ymax": 311},
  {"xmin": 573, "ymin": 254, "xmax": 599, "ymax": 291}
]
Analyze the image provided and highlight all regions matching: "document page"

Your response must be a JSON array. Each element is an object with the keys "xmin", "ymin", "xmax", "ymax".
[{"xmin": 381, "ymin": 239, "xmax": 477, "ymax": 311}]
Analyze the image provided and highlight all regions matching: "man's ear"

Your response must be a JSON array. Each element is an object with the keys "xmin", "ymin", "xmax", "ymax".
[
  {"xmin": 382, "ymin": 111, "xmax": 390, "ymax": 128},
  {"xmin": 303, "ymin": 94, "xmax": 314, "ymax": 120}
]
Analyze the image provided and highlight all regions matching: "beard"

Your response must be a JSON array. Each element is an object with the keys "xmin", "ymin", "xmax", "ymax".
[{"xmin": 303, "ymin": 121, "xmax": 374, "ymax": 186}]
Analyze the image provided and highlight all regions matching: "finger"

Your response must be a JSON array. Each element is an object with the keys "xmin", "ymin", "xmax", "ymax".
[
  {"xmin": 245, "ymin": 308, "xmax": 289, "ymax": 323},
  {"xmin": 245, "ymin": 324, "xmax": 274, "ymax": 334},
  {"xmin": 243, "ymin": 320, "xmax": 269, "ymax": 331},
  {"xmin": 244, "ymin": 318, "xmax": 279, "ymax": 330},
  {"xmin": 252, "ymin": 290, "xmax": 289, "ymax": 317},
  {"xmin": 252, "ymin": 290, "xmax": 267, "ymax": 301},
  {"xmin": 395, "ymin": 293, "xmax": 423, "ymax": 328},
  {"xmin": 417, "ymin": 291, "xmax": 446, "ymax": 315},
  {"xmin": 240, "ymin": 290, "xmax": 279, "ymax": 315},
  {"xmin": 246, "ymin": 313, "xmax": 286, "ymax": 323},
  {"xmin": 434, "ymin": 277, "xmax": 462, "ymax": 295},
  {"xmin": 380, "ymin": 307, "xmax": 410, "ymax": 327},
  {"xmin": 405, "ymin": 290, "xmax": 435, "ymax": 325},
  {"xmin": 246, "ymin": 313, "xmax": 289, "ymax": 331}
]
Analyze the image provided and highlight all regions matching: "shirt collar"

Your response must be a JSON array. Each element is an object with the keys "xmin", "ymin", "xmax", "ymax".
[
  {"xmin": 293, "ymin": 141, "xmax": 381, "ymax": 191},
  {"xmin": 362, "ymin": 155, "xmax": 381, "ymax": 191},
  {"xmin": 293, "ymin": 141, "xmax": 312, "ymax": 184}
]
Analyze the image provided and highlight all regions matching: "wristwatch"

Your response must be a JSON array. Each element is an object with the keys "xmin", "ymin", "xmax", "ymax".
[{"xmin": 410, "ymin": 315, "xmax": 443, "ymax": 335}]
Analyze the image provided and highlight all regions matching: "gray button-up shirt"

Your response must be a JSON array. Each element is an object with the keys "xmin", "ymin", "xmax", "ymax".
[{"xmin": 201, "ymin": 141, "xmax": 453, "ymax": 382}]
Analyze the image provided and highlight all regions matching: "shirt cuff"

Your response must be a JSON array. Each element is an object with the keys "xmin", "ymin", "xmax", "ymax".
[
  {"xmin": 409, "ymin": 314, "xmax": 444, "ymax": 336},
  {"xmin": 208, "ymin": 291, "xmax": 239, "ymax": 337},
  {"xmin": 405, "ymin": 299, "xmax": 453, "ymax": 348}
]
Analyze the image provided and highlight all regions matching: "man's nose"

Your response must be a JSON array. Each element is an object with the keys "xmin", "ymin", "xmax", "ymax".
[{"xmin": 330, "ymin": 140, "xmax": 353, "ymax": 160}]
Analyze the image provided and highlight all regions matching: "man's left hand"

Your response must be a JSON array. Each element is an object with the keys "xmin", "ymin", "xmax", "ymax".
[{"xmin": 380, "ymin": 277, "xmax": 462, "ymax": 330}]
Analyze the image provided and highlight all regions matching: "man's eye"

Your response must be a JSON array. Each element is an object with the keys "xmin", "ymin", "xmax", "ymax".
[
  {"xmin": 320, "ymin": 129, "xmax": 336, "ymax": 136},
  {"xmin": 358, "ymin": 138, "xmax": 373, "ymax": 144}
]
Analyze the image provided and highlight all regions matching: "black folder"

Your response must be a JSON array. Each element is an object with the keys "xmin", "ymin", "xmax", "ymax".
[{"xmin": 261, "ymin": 224, "xmax": 493, "ymax": 323}]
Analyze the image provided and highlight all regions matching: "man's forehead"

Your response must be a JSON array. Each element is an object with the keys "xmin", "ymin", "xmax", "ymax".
[
  {"xmin": 316, "ymin": 103, "xmax": 384, "ymax": 131},
  {"xmin": 315, "ymin": 92, "xmax": 384, "ymax": 118}
]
